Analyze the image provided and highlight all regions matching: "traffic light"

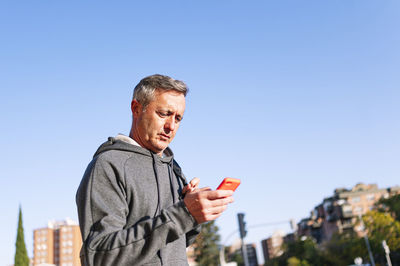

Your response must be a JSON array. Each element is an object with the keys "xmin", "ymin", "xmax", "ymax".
[{"xmin": 237, "ymin": 213, "xmax": 247, "ymax": 238}]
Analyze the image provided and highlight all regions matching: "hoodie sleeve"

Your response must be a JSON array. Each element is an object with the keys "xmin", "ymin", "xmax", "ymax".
[
  {"xmin": 185, "ymin": 225, "xmax": 201, "ymax": 247},
  {"xmin": 76, "ymin": 157, "xmax": 198, "ymax": 266}
]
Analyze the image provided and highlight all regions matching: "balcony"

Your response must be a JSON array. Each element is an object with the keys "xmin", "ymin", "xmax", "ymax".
[{"xmin": 341, "ymin": 205, "xmax": 353, "ymax": 218}]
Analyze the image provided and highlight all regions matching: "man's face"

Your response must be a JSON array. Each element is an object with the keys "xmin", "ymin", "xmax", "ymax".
[{"xmin": 131, "ymin": 90, "xmax": 186, "ymax": 155}]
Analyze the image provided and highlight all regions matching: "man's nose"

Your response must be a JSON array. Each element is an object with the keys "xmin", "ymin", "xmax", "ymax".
[{"xmin": 165, "ymin": 116, "xmax": 176, "ymax": 132}]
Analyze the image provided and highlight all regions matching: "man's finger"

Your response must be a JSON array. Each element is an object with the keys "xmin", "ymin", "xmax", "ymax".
[
  {"xmin": 208, "ymin": 197, "xmax": 234, "ymax": 207},
  {"xmin": 189, "ymin": 177, "xmax": 200, "ymax": 188},
  {"xmin": 204, "ymin": 189, "xmax": 233, "ymax": 200},
  {"xmin": 196, "ymin": 187, "xmax": 212, "ymax": 193},
  {"xmin": 182, "ymin": 186, "xmax": 189, "ymax": 194},
  {"xmin": 207, "ymin": 205, "xmax": 228, "ymax": 215}
]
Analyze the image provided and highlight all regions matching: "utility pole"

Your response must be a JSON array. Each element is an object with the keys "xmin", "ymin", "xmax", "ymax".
[
  {"xmin": 382, "ymin": 240, "xmax": 392, "ymax": 266},
  {"xmin": 358, "ymin": 213, "xmax": 375, "ymax": 266},
  {"xmin": 237, "ymin": 213, "xmax": 249, "ymax": 266}
]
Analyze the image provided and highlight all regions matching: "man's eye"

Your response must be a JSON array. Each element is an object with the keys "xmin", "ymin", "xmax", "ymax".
[{"xmin": 158, "ymin": 112, "xmax": 168, "ymax": 117}]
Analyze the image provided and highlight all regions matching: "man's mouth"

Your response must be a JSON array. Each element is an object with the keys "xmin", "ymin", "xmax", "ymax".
[{"xmin": 159, "ymin": 134, "xmax": 170, "ymax": 141}]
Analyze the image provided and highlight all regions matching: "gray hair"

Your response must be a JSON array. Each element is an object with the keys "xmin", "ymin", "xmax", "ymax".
[{"xmin": 133, "ymin": 74, "xmax": 188, "ymax": 108}]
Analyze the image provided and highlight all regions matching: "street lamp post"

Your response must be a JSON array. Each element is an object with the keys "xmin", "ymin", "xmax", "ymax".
[
  {"xmin": 358, "ymin": 213, "xmax": 375, "ymax": 266},
  {"xmin": 382, "ymin": 240, "xmax": 392, "ymax": 266}
]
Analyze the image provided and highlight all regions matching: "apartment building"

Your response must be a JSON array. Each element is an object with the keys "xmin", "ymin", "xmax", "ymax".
[
  {"xmin": 33, "ymin": 218, "xmax": 82, "ymax": 266},
  {"xmin": 245, "ymin": 243, "xmax": 259, "ymax": 266},
  {"xmin": 297, "ymin": 183, "xmax": 400, "ymax": 243},
  {"xmin": 261, "ymin": 231, "xmax": 285, "ymax": 263}
]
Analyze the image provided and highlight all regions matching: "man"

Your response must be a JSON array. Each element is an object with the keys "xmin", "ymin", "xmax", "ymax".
[{"xmin": 76, "ymin": 74, "xmax": 234, "ymax": 266}]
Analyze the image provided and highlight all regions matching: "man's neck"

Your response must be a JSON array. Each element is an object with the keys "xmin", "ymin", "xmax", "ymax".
[
  {"xmin": 115, "ymin": 134, "xmax": 140, "ymax": 147},
  {"xmin": 120, "ymin": 133, "xmax": 165, "ymax": 157}
]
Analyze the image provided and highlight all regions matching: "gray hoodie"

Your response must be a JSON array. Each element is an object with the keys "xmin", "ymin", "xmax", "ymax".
[{"xmin": 76, "ymin": 137, "xmax": 200, "ymax": 265}]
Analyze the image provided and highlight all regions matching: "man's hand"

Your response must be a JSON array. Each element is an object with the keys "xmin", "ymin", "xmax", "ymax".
[
  {"xmin": 182, "ymin": 177, "xmax": 200, "ymax": 195},
  {"xmin": 183, "ymin": 187, "xmax": 234, "ymax": 224}
]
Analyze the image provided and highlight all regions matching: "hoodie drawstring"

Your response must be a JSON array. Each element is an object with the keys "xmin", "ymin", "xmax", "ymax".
[
  {"xmin": 150, "ymin": 152, "xmax": 164, "ymax": 265},
  {"xmin": 150, "ymin": 152, "xmax": 162, "ymax": 218},
  {"xmin": 168, "ymin": 160, "xmax": 177, "ymax": 203}
]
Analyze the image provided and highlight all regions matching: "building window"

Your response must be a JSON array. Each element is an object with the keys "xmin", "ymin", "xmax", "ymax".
[
  {"xmin": 342, "ymin": 205, "xmax": 353, "ymax": 216},
  {"xmin": 342, "ymin": 205, "xmax": 352, "ymax": 212},
  {"xmin": 351, "ymin": 196, "xmax": 360, "ymax": 203},
  {"xmin": 342, "ymin": 219, "xmax": 352, "ymax": 225},
  {"xmin": 354, "ymin": 206, "xmax": 363, "ymax": 214},
  {"xmin": 366, "ymin": 194, "xmax": 375, "ymax": 201}
]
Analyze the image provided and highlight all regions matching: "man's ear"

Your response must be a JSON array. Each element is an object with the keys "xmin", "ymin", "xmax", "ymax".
[{"xmin": 131, "ymin": 99, "xmax": 142, "ymax": 118}]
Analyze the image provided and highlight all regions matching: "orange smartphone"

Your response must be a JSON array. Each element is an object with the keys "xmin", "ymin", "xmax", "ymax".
[{"xmin": 217, "ymin": 177, "xmax": 241, "ymax": 191}]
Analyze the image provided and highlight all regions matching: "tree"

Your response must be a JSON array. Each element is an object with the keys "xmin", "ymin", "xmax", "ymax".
[
  {"xmin": 265, "ymin": 237, "xmax": 329, "ymax": 266},
  {"xmin": 287, "ymin": 256, "xmax": 310, "ymax": 266},
  {"xmin": 323, "ymin": 211, "xmax": 400, "ymax": 265},
  {"xmin": 14, "ymin": 206, "xmax": 29, "ymax": 266},
  {"xmin": 322, "ymin": 231, "xmax": 366, "ymax": 265},
  {"xmin": 283, "ymin": 237, "xmax": 326, "ymax": 265},
  {"xmin": 362, "ymin": 210, "xmax": 400, "ymax": 265},
  {"xmin": 194, "ymin": 221, "xmax": 221, "ymax": 266},
  {"xmin": 377, "ymin": 194, "xmax": 400, "ymax": 222},
  {"xmin": 225, "ymin": 245, "xmax": 244, "ymax": 266}
]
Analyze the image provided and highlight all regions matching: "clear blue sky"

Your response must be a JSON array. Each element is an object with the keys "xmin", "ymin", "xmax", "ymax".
[{"xmin": 1, "ymin": 1, "xmax": 399, "ymax": 264}]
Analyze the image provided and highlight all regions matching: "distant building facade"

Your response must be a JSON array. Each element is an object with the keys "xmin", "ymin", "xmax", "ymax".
[
  {"xmin": 297, "ymin": 183, "xmax": 400, "ymax": 243},
  {"xmin": 226, "ymin": 240, "xmax": 259, "ymax": 266},
  {"xmin": 261, "ymin": 231, "xmax": 286, "ymax": 263},
  {"xmin": 245, "ymin": 243, "xmax": 259, "ymax": 266},
  {"xmin": 33, "ymin": 218, "xmax": 82, "ymax": 266}
]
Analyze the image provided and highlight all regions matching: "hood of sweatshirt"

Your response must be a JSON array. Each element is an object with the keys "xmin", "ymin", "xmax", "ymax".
[
  {"xmin": 93, "ymin": 136, "xmax": 174, "ymax": 163},
  {"xmin": 92, "ymin": 137, "xmax": 186, "ymax": 181},
  {"xmin": 92, "ymin": 137, "xmax": 187, "ymax": 211}
]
